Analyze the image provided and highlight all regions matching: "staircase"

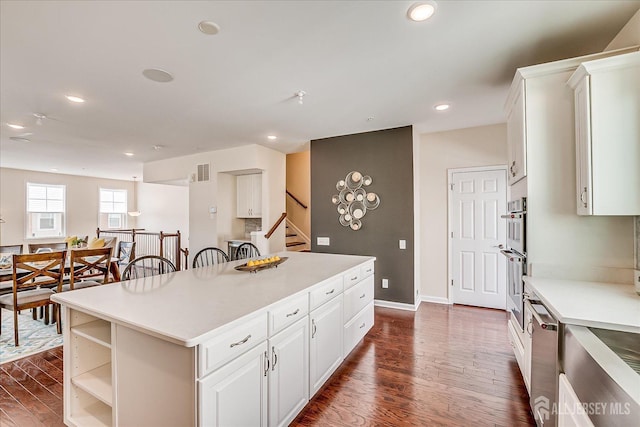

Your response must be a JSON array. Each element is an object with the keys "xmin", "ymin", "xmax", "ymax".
[{"xmin": 285, "ymin": 220, "xmax": 310, "ymax": 252}]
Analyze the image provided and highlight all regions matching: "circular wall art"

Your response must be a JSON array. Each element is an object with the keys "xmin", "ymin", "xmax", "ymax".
[{"xmin": 331, "ymin": 171, "xmax": 380, "ymax": 231}]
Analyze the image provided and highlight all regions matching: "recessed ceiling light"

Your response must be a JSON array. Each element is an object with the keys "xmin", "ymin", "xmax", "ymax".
[
  {"xmin": 142, "ymin": 68, "xmax": 174, "ymax": 83},
  {"xmin": 198, "ymin": 21, "xmax": 220, "ymax": 35},
  {"xmin": 65, "ymin": 95, "xmax": 85, "ymax": 103},
  {"xmin": 9, "ymin": 136, "xmax": 30, "ymax": 143},
  {"xmin": 434, "ymin": 103, "xmax": 450, "ymax": 111},
  {"xmin": 7, "ymin": 123, "xmax": 24, "ymax": 129},
  {"xmin": 407, "ymin": 1, "xmax": 437, "ymax": 22},
  {"xmin": 366, "ymin": 117, "xmax": 375, "ymax": 122},
  {"xmin": 124, "ymin": 152, "xmax": 134, "ymax": 157},
  {"xmin": 153, "ymin": 145, "xmax": 164, "ymax": 150},
  {"xmin": 267, "ymin": 135, "xmax": 277, "ymax": 140}
]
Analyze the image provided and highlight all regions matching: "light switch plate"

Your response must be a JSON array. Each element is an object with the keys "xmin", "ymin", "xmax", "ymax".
[
  {"xmin": 399, "ymin": 239, "xmax": 406, "ymax": 249},
  {"xmin": 382, "ymin": 278, "xmax": 389, "ymax": 289},
  {"xmin": 317, "ymin": 237, "xmax": 330, "ymax": 246}
]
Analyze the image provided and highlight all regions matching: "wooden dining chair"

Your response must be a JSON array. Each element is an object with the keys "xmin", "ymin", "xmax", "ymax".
[
  {"xmin": 192, "ymin": 247, "xmax": 229, "ymax": 268},
  {"xmin": 0, "ymin": 251, "xmax": 66, "ymax": 346},
  {"xmin": 117, "ymin": 241, "xmax": 136, "ymax": 268},
  {"xmin": 235, "ymin": 243, "xmax": 261, "ymax": 260},
  {"xmin": 122, "ymin": 255, "xmax": 176, "ymax": 280},
  {"xmin": 0, "ymin": 244, "xmax": 23, "ymax": 254},
  {"xmin": 28, "ymin": 242, "xmax": 67, "ymax": 253}
]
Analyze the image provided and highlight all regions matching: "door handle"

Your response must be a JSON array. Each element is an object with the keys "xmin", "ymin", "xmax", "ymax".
[{"xmin": 491, "ymin": 244, "xmax": 504, "ymax": 249}]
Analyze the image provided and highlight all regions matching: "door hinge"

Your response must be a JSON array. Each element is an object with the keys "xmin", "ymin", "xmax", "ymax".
[
  {"xmin": 451, "ymin": 279, "xmax": 454, "ymax": 286},
  {"xmin": 450, "ymin": 183, "xmax": 454, "ymax": 191}
]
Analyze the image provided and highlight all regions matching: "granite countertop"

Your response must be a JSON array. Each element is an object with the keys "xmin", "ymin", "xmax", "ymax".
[
  {"xmin": 52, "ymin": 251, "xmax": 375, "ymax": 347},
  {"xmin": 523, "ymin": 276, "xmax": 640, "ymax": 333}
]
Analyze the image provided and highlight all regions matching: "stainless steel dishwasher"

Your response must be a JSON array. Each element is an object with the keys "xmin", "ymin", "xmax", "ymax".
[{"xmin": 526, "ymin": 296, "xmax": 559, "ymax": 427}]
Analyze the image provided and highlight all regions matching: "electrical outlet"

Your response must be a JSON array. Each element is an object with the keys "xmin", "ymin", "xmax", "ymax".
[
  {"xmin": 399, "ymin": 239, "xmax": 406, "ymax": 249},
  {"xmin": 317, "ymin": 237, "xmax": 330, "ymax": 246},
  {"xmin": 382, "ymin": 278, "xmax": 389, "ymax": 289}
]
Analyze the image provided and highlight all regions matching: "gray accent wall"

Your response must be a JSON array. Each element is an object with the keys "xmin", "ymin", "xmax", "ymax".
[{"xmin": 311, "ymin": 126, "xmax": 414, "ymax": 304}]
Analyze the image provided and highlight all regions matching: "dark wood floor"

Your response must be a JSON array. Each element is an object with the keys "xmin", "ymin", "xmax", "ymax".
[{"xmin": 0, "ymin": 303, "xmax": 534, "ymax": 426}]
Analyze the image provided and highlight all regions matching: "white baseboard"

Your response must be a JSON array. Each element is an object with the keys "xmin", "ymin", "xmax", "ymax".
[
  {"xmin": 374, "ymin": 299, "xmax": 420, "ymax": 312},
  {"xmin": 420, "ymin": 295, "xmax": 451, "ymax": 305}
]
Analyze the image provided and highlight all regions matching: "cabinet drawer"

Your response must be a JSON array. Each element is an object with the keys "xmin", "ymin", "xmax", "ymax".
[
  {"xmin": 343, "ymin": 275, "xmax": 374, "ymax": 324},
  {"xmin": 199, "ymin": 313, "xmax": 268, "ymax": 377},
  {"xmin": 507, "ymin": 317, "xmax": 525, "ymax": 377},
  {"xmin": 343, "ymin": 301, "xmax": 374, "ymax": 358},
  {"xmin": 360, "ymin": 261, "xmax": 374, "ymax": 280},
  {"xmin": 309, "ymin": 277, "xmax": 343, "ymax": 311},
  {"xmin": 269, "ymin": 293, "xmax": 309, "ymax": 336},
  {"xmin": 342, "ymin": 268, "xmax": 361, "ymax": 290}
]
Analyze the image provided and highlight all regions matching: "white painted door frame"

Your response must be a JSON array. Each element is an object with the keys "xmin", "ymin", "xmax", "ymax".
[{"xmin": 447, "ymin": 165, "xmax": 508, "ymax": 305}]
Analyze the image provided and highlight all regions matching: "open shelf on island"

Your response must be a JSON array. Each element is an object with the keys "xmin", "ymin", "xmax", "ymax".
[
  {"xmin": 69, "ymin": 398, "xmax": 112, "ymax": 427},
  {"xmin": 71, "ymin": 363, "xmax": 112, "ymax": 406},
  {"xmin": 72, "ymin": 320, "xmax": 111, "ymax": 348}
]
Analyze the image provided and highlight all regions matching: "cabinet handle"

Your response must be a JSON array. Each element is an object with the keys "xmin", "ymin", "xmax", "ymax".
[
  {"xmin": 580, "ymin": 187, "xmax": 588, "ymax": 208},
  {"xmin": 325, "ymin": 289, "xmax": 335, "ymax": 295},
  {"xmin": 311, "ymin": 319, "xmax": 317, "ymax": 338},
  {"xmin": 359, "ymin": 322, "xmax": 366, "ymax": 329},
  {"xmin": 229, "ymin": 334, "xmax": 251, "ymax": 348},
  {"xmin": 527, "ymin": 320, "xmax": 533, "ymax": 336},
  {"xmin": 365, "ymin": 268, "xmax": 372, "ymax": 273},
  {"xmin": 286, "ymin": 308, "xmax": 300, "ymax": 317},
  {"xmin": 264, "ymin": 351, "xmax": 269, "ymax": 376},
  {"xmin": 359, "ymin": 293, "xmax": 366, "ymax": 299},
  {"xmin": 271, "ymin": 346, "xmax": 277, "ymax": 371},
  {"xmin": 350, "ymin": 276, "xmax": 358, "ymax": 281}
]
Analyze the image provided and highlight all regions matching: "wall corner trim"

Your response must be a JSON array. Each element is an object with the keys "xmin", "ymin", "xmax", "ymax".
[{"xmin": 374, "ymin": 299, "xmax": 420, "ymax": 312}]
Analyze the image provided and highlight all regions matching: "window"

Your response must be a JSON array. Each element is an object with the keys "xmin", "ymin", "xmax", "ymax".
[
  {"xmin": 26, "ymin": 183, "xmax": 66, "ymax": 238},
  {"xmin": 99, "ymin": 188, "xmax": 127, "ymax": 229}
]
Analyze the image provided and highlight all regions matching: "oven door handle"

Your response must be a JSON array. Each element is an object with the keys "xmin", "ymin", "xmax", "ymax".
[
  {"xmin": 525, "ymin": 299, "xmax": 558, "ymax": 331},
  {"xmin": 500, "ymin": 249, "xmax": 523, "ymax": 262},
  {"xmin": 500, "ymin": 213, "xmax": 524, "ymax": 219}
]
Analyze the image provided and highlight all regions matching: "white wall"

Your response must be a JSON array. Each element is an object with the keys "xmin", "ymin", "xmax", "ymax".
[
  {"xmin": 136, "ymin": 181, "xmax": 189, "ymax": 238},
  {"xmin": 605, "ymin": 9, "xmax": 640, "ymax": 51},
  {"xmin": 416, "ymin": 124, "xmax": 508, "ymax": 300},
  {"xmin": 143, "ymin": 144, "xmax": 286, "ymax": 256},
  {"xmin": 0, "ymin": 167, "xmax": 135, "ymax": 248}
]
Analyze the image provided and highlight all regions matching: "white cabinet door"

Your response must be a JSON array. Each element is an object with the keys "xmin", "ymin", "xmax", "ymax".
[
  {"xmin": 309, "ymin": 296, "xmax": 343, "ymax": 397},
  {"xmin": 237, "ymin": 174, "xmax": 263, "ymax": 218},
  {"xmin": 570, "ymin": 52, "xmax": 640, "ymax": 215},
  {"xmin": 199, "ymin": 342, "xmax": 268, "ymax": 427},
  {"xmin": 506, "ymin": 79, "xmax": 527, "ymax": 185},
  {"xmin": 558, "ymin": 373, "xmax": 594, "ymax": 427},
  {"xmin": 268, "ymin": 317, "xmax": 309, "ymax": 427},
  {"xmin": 523, "ymin": 302, "xmax": 533, "ymax": 393}
]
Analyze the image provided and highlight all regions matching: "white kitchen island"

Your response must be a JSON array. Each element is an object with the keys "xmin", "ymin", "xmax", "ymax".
[{"xmin": 51, "ymin": 251, "xmax": 376, "ymax": 427}]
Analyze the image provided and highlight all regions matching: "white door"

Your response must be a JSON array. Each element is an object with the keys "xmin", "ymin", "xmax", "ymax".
[
  {"xmin": 450, "ymin": 169, "xmax": 507, "ymax": 309},
  {"xmin": 309, "ymin": 296, "xmax": 343, "ymax": 397},
  {"xmin": 199, "ymin": 342, "xmax": 268, "ymax": 427},
  {"xmin": 268, "ymin": 317, "xmax": 309, "ymax": 427}
]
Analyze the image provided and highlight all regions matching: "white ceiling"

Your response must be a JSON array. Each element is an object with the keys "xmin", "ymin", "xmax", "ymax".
[{"xmin": 1, "ymin": 1, "xmax": 638, "ymax": 181}]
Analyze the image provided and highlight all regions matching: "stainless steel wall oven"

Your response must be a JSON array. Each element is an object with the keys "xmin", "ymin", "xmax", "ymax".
[{"xmin": 501, "ymin": 198, "xmax": 527, "ymax": 330}]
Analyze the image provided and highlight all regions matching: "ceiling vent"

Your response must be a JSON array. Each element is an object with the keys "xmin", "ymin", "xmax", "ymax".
[{"xmin": 196, "ymin": 163, "xmax": 210, "ymax": 182}]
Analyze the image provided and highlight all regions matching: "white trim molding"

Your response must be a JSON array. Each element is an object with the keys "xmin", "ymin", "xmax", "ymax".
[
  {"xmin": 420, "ymin": 295, "xmax": 451, "ymax": 305},
  {"xmin": 374, "ymin": 299, "xmax": 420, "ymax": 312}
]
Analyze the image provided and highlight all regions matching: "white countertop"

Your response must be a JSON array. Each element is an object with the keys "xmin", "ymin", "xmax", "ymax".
[
  {"xmin": 52, "ymin": 251, "xmax": 375, "ymax": 347},
  {"xmin": 523, "ymin": 276, "xmax": 640, "ymax": 333}
]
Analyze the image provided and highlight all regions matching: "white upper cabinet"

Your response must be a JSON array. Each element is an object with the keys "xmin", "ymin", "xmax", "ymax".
[
  {"xmin": 237, "ymin": 173, "xmax": 263, "ymax": 218},
  {"xmin": 568, "ymin": 52, "xmax": 640, "ymax": 215},
  {"xmin": 506, "ymin": 79, "xmax": 527, "ymax": 185}
]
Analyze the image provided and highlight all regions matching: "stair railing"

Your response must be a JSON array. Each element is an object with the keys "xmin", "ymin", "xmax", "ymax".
[
  {"xmin": 265, "ymin": 212, "xmax": 287, "ymax": 239},
  {"xmin": 286, "ymin": 190, "xmax": 308, "ymax": 209}
]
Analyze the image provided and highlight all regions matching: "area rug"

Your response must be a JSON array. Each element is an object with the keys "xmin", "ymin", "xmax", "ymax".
[{"xmin": 0, "ymin": 309, "xmax": 63, "ymax": 364}]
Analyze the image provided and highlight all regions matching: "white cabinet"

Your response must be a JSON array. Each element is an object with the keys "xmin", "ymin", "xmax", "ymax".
[
  {"xmin": 558, "ymin": 373, "xmax": 594, "ymax": 427},
  {"xmin": 523, "ymin": 302, "xmax": 533, "ymax": 393},
  {"xmin": 568, "ymin": 52, "xmax": 640, "ymax": 215},
  {"xmin": 199, "ymin": 343, "xmax": 268, "ymax": 427},
  {"xmin": 507, "ymin": 315, "xmax": 525, "ymax": 382},
  {"xmin": 309, "ymin": 296, "xmax": 344, "ymax": 397},
  {"xmin": 268, "ymin": 317, "xmax": 309, "ymax": 427},
  {"xmin": 506, "ymin": 79, "xmax": 527, "ymax": 185},
  {"xmin": 237, "ymin": 174, "xmax": 262, "ymax": 218}
]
